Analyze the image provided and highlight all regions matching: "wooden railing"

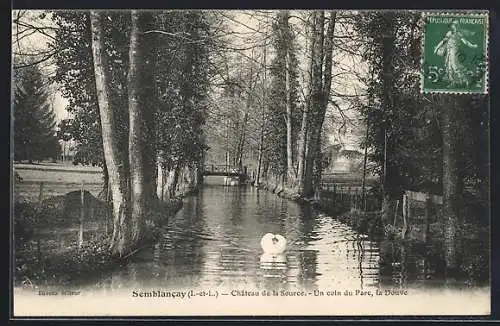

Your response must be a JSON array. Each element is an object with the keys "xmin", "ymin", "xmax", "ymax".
[
  {"xmin": 317, "ymin": 172, "xmax": 381, "ymax": 212},
  {"xmin": 203, "ymin": 164, "xmax": 240, "ymax": 173}
]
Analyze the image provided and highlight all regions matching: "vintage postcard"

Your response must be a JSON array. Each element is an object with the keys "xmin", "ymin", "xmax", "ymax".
[{"xmin": 11, "ymin": 9, "xmax": 491, "ymax": 318}]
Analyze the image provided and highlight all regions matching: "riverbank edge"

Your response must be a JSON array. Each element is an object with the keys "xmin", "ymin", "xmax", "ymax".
[{"xmin": 14, "ymin": 194, "xmax": 187, "ymax": 288}]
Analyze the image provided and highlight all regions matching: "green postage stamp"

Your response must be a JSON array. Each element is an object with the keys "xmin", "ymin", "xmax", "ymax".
[{"xmin": 421, "ymin": 12, "xmax": 489, "ymax": 94}]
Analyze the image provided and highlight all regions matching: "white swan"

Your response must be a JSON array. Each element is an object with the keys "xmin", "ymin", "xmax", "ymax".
[{"xmin": 260, "ymin": 233, "xmax": 287, "ymax": 254}]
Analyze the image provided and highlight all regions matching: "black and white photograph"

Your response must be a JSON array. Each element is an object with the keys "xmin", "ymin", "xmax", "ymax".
[{"xmin": 11, "ymin": 9, "xmax": 491, "ymax": 316}]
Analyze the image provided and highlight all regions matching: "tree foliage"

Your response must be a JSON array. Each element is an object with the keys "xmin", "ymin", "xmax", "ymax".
[
  {"xmin": 51, "ymin": 11, "xmax": 129, "ymax": 167},
  {"xmin": 154, "ymin": 11, "xmax": 215, "ymax": 171},
  {"xmin": 51, "ymin": 11, "xmax": 215, "ymax": 173},
  {"xmin": 13, "ymin": 63, "xmax": 61, "ymax": 162}
]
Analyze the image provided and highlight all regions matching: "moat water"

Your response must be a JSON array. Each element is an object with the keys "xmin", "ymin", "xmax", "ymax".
[{"xmin": 88, "ymin": 182, "xmax": 488, "ymax": 293}]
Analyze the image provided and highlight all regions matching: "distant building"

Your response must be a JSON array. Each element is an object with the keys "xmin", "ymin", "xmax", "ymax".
[
  {"xmin": 59, "ymin": 139, "xmax": 76, "ymax": 163},
  {"xmin": 323, "ymin": 144, "xmax": 366, "ymax": 175}
]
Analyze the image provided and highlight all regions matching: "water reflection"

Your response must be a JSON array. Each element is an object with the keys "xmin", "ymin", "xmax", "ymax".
[
  {"xmin": 259, "ymin": 253, "xmax": 288, "ymax": 289},
  {"xmin": 92, "ymin": 185, "xmax": 483, "ymax": 293}
]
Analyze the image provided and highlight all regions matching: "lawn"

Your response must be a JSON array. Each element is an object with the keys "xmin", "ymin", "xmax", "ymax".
[{"xmin": 13, "ymin": 163, "xmax": 104, "ymax": 203}]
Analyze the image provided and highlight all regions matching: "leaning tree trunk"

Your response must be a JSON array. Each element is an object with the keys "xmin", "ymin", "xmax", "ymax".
[
  {"xmin": 128, "ymin": 10, "xmax": 156, "ymax": 244},
  {"xmin": 90, "ymin": 11, "xmax": 130, "ymax": 256},
  {"xmin": 442, "ymin": 96, "xmax": 460, "ymax": 270}
]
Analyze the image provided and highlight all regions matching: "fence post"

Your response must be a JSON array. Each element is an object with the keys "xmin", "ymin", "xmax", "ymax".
[
  {"xmin": 357, "ymin": 189, "xmax": 361, "ymax": 210},
  {"xmin": 356, "ymin": 189, "xmax": 360, "ymax": 210},
  {"xmin": 363, "ymin": 187, "xmax": 368, "ymax": 212},
  {"xmin": 394, "ymin": 199, "xmax": 399, "ymax": 226},
  {"xmin": 403, "ymin": 192, "xmax": 411, "ymax": 222},
  {"xmin": 347, "ymin": 186, "xmax": 351, "ymax": 208},
  {"xmin": 37, "ymin": 182, "xmax": 44, "ymax": 271},
  {"xmin": 401, "ymin": 193, "xmax": 409, "ymax": 239},
  {"xmin": 105, "ymin": 187, "xmax": 109, "ymax": 235},
  {"xmin": 333, "ymin": 184, "xmax": 336, "ymax": 205},
  {"xmin": 79, "ymin": 180, "xmax": 84, "ymax": 249},
  {"xmin": 352, "ymin": 188, "xmax": 357, "ymax": 209},
  {"xmin": 402, "ymin": 193, "xmax": 407, "ymax": 222},
  {"xmin": 423, "ymin": 193, "xmax": 430, "ymax": 243}
]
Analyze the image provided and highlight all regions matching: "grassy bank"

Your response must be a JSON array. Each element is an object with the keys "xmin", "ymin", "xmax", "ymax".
[{"xmin": 14, "ymin": 196, "xmax": 184, "ymax": 288}]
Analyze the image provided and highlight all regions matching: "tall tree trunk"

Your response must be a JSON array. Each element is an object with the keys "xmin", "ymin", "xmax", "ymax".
[
  {"xmin": 163, "ymin": 163, "xmax": 182, "ymax": 200},
  {"xmin": 285, "ymin": 52, "xmax": 294, "ymax": 184},
  {"xmin": 256, "ymin": 126, "xmax": 264, "ymax": 185},
  {"xmin": 256, "ymin": 40, "xmax": 268, "ymax": 186},
  {"xmin": 380, "ymin": 13, "xmax": 396, "ymax": 225},
  {"xmin": 128, "ymin": 10, "xmax": 155, "ymax": 244},
  {"xmin": 296, "ymin": 13, "xmax": 316, "ymax": 195},
  {"xmin": 312, "ymin": 11, "xmax": 336, "ymax": 191},
  {"xmin": 163, "ymin": 167, "xmax": 173, "ymax": 200},
  {"xmin": 278, "ymin": 11, "xmax": 294, "ymax": 185},
  {"xmin": 90, "ymin": 11, "xmax": 129, "ymax": 256},
  {"xmin": 236, "ymin": 111, "xmax": 248, "ymax": 171},
  {"xmin": 100, "ymin": 161, "xmax": 109, "ymax": 201},
  {"xmin": 442, "ymin": 96, "xmax": 460, "ymax": 270},
  {"xmin": 237, "ymin": 49, "xmax": 256, "ymax": 173},
  {"xmin": 157, "ymin": 160, "xmax": 165, "ymax": 201},
  {"xmin": 262, "ymin": 153, "xmax": 270, "ymax": 182},
  {"xmin": 187, "ymin": 164, "xmax": 198, "ymax": 191},
  {"xmin": 303, "ymin": 10, "xmax": 325, "ymax": 198},
  {"xmin": 296, "ymin": 104, "xmax": 308, "ymax": 193},
  {"xmin": 171, "ymin": 164, "xmax": 181, "ymax": 198},
  {"xmin": 196, "ymin": 147, "xmax": 204, "ymax": 188},
  {"xmin": 361, "ymin": 118, "xmax": 370, "ymax": 210}
]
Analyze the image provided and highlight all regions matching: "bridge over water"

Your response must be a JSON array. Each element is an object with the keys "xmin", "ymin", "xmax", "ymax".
[{"xmin": 202, "ymin": 164, "xmax": 248, "ymax": 178}]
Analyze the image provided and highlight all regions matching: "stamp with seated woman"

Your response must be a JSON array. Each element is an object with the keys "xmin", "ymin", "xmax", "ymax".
[{"xmin": 421, "ymin": 12, "xmax": 489, "ymax": 94}]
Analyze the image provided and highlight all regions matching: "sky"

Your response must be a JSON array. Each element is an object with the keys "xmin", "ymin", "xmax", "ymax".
[{"xmin": 12, "ymin": 10, "xmax": 70, "ymax": 121}]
